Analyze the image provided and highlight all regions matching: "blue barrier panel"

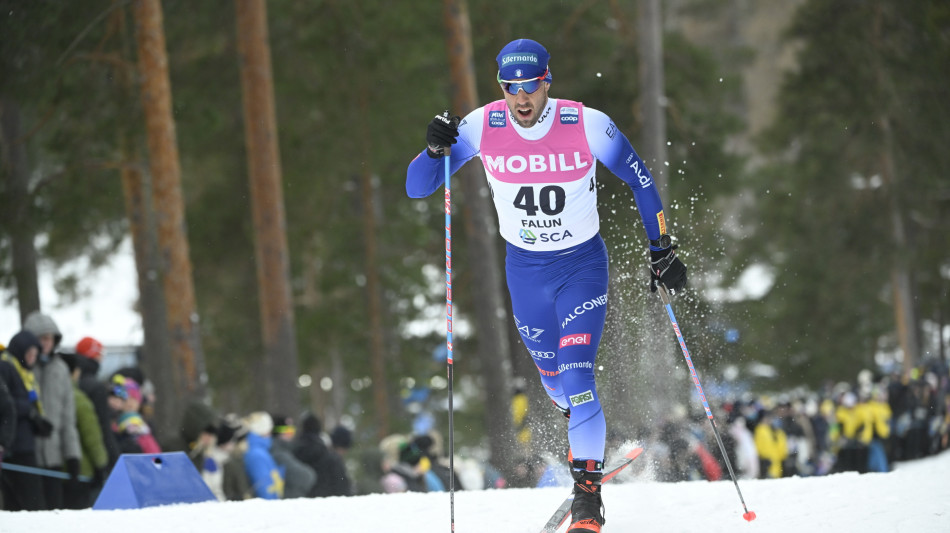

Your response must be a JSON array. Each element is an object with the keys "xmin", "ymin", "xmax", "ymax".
[{"xmin": 93, "ymin": 452, "xmax": 217, "ymax": 510}]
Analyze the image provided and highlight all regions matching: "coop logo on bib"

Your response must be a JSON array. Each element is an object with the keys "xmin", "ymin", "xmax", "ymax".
[{"xmin": 560, "ymin": 106, "xmax": 579, "ymax": 124}]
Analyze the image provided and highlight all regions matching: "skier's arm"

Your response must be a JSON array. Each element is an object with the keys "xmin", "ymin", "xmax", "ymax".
[
  {"xmin": 585, "ymin": 107, "xmax": 687, "ymax": 292},
  {"xmin": 406, "ymin": 109, "xmax": 482, "ymax": 198},
  {"xmin": 584, "ymin": 108, "xmax": 667, "ymax": 249}
]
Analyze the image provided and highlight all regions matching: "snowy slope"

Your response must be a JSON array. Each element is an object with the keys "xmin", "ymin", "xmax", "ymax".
[{"xmin": 3, "ymin": 448, "xmax": 948, "ymax": 533}]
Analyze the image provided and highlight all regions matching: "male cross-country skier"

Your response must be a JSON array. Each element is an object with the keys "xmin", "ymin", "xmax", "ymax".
[{"xmin": 406, "ymin": 38, "xmax": 687, "ymax": 533}]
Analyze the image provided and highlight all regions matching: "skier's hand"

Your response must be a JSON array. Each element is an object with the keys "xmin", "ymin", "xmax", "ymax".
[
  {"xmin": 650, "ymin": 245, "xmax": 687, "ymax": 294},
  {"xmin": 426, "ymin": 110, "xmax": 461, "ymax": 157}
]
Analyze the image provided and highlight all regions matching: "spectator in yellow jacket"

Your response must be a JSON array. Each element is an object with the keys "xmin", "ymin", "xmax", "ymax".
[
  {"xmin": 837, "ymin": 394, "xmax": 873, "ymax": 444},
  {"xmin": 834, "ymin": 392, "xmax": 870, "ymax": 473},
  {"xmin": 754, "ymin": 410, "xmax": 788, "ymax": 479},
  {"xmin": 511, "ymin": 383, "xmax": 530, "ymax": 448}
]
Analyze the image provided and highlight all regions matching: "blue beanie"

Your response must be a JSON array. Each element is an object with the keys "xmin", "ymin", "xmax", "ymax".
[{"xmin": 496, "ymin": 39, "xmax": 553, "ymax": 82}]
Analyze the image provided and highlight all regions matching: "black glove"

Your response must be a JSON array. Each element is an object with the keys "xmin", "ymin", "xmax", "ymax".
[
  {"xmin": 93, "ymin": 466, "xmax": 108, "ymax": 487},
  {"xmin": 63, "ymin": 457, "xmax": 81, "ymax": 494},
  {"xmin": 29, "ymin": 408, "xmax": 54, "ymax": 437},
  {"xmin": 425, "ymin": 110, "xmax": 461, "ymax": 157},
  {"xmin": 650, "ymin": 244, "xmax": 687, "ymax": 293},
  {"xmin": 65, "ymin": 457, "xmax": 80, "ymax": 481}
]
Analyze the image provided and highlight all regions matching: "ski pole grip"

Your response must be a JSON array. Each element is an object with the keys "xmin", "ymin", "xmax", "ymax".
[{"xmin": 442, "ymin": 114, "xmax": 459, "ymax": 157}]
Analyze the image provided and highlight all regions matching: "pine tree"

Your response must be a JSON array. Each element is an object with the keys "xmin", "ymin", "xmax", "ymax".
[{"xmin": 735, "ymin": 0, "xmax": 950, "ymax": 386}]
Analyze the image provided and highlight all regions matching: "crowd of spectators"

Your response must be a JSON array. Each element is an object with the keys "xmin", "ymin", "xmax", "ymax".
[
  {"xmin": 350, "ymin": 359, "xmax": 950, "ymax": 494},
  {"xmin": 631, "ymin": 359, "xmax": 950, "ymax": 484},
  {"xmin": 177, "ymin": 402, "xmax": 354, "ymax": 502},
  {"xmin": 3, "ymin": 312, "xmax": 948, "ymax": 508},
  {"xmin": 0, "ymin": 315, "xmax": 355, "ymax": 510}
]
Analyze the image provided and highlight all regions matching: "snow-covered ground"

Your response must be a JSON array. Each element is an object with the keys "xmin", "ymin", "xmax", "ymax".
[{"xmin": 3, "ymin": 448, "xmax": 948, "ymax": 532}]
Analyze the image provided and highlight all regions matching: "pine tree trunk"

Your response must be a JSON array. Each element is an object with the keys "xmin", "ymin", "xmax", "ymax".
[
  {"xmin": 321, "ymin": 0, "xmax": 392, "ymax": 439},
  {"xmin": 636, "ymin": 0, "xmax": 681, "ymax": 424},
  {"xmin": 0, "ymin": 97, "xmax": 40, "ymax": 320},
  {"xmin": 358, "ymin": 161, "xmax": 391, "ymax": 439},
  {"xmin": 235, "ymin": 0, "xmax": 301, "ymax": 415},
  {"xmin": 114, "ymin": 5, "xmax": 178, "ymax": 446},
  {"xmin": 871, "ymin": 5, "xmax": 920, "ymax": 372},
  {"xmin": 443, "ymin": 0, "xmax": 518, "ymax": 476},
  {"xmin": 132, "ymin": 0, "xmax": 206, "ymax": 401},
  {"xmin": 638, "ymin": 0, "xmax": 668, "ymax": 194},
  {"xmin": 881, "ymin": 114, "xmax": 920, "ymax": 372}
]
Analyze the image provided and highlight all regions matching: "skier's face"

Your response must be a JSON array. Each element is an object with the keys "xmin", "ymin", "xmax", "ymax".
[{"xmin": 502, "ymin": 80, "xmax": 550, "ymax": 128}]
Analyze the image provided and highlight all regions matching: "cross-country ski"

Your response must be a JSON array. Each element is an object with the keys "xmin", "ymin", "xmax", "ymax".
[{"xmin": 540, "ymin": 447, "xmax": 644, "ymax": 533}]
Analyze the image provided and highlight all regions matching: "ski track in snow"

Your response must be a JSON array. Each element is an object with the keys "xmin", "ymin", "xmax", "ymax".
[{"xmin": 3, "ymin": 448, "xmax": 949, "ymax": 532}]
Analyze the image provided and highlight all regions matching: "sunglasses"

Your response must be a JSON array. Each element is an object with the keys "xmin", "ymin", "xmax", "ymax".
[{"xmin": 497, "ymin": 68, "xmax": 549, "ymax": 95}]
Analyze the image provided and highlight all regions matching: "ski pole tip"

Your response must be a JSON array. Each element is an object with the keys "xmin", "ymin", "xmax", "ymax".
[{"xmin": 743, "ymin": 510, "xmax": 757, "ymax": 522}]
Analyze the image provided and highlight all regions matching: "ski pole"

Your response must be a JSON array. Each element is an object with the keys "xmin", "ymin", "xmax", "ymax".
[
  {"xmin": 443, "ymin": 140, "xmax": 456, "ymax": 532},
  {"xmin": 656, "ymin": 283, "xmax": 757, "ymax": 522}
]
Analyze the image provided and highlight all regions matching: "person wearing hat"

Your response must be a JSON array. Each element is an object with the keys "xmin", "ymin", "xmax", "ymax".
[
  {"xmin": 753, "ymin": 409, "xmax": 789, "ymax": 479},
  {"xmin": 74, "ymin": 336, "xmax": 121, "ymax": 468},
  {"xmin": 292, "ymin": 411, "xmax": 351, "ymax": 497},
  {"xmin": 268, "ymin": 414, "xmax": 316, "ymax": 499},
  {"xmin": 218, "ymin": 415, "xmax": 253, "ymax": 501},
  {"xmin": 199, "ymin": 415, "xmax": 251, "ymax": 501},
  {"xmin": 329, "ymin": 424, "xmax": 354, "ymax": 456},
  {"xmin": 23, "ymin": 311, "xmax": 82, "ymax": 510},
  {"xmin": 241, "ymin": 411, "xmax": 284, "ymax": 500},
  {"xmin": 110, "ymin": 375, "xmax": 161, "ymax": 454},
  {"xmin": 0, "ymin": 330, "xmax": 52, "ymax": 510},
  {"xmin": 58, "ymin": 353, "xmax": 109, "ymax": 509},
  {"xmin": 407, "ymin": 38, "xmax": 688, "ymax": 533}
]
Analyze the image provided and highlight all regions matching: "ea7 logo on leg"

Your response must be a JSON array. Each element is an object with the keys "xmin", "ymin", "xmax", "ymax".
[
  {"xmin": 569, "ymin": 390, "xmax": 594, "ymax": 407},
  {"xmin": 559, "ymin": 333, "xmax": 591, "ymax": 348}
]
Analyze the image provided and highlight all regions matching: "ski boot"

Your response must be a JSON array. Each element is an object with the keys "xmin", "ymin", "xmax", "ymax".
[{"xmin": 568, "ymin": 465, "xmax": 604, "ymax": 533}]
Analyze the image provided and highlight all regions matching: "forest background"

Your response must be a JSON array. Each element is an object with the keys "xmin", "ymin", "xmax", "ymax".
[{"xmin": 1, "ymin": 0, "xmax": 948, "ymax": 478}]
